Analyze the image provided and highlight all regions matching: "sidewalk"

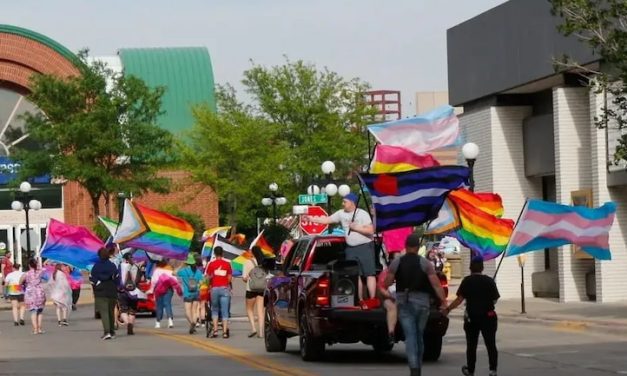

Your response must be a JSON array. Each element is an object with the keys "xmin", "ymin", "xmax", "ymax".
[{"xmin": 447, "ymin": 278, "xmax": 627, "ymax": 336}]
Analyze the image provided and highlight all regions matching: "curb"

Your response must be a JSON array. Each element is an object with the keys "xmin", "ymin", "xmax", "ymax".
[{"xmin": 497, "ymin": 312, "xmax": 627, "ymax": 336}]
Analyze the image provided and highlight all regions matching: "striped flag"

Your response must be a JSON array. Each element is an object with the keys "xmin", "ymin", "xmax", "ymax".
[
  {"xmin": 367, "ymin": 105, "xmax": 459, "ymax": 153},
  {"xmin": 370, "ymin": 145, "xmax": 440, "ymax": 173},
  {"xmin": 358, "ymin": 166, "xmax": 470, "ymax": 232},
  {"xmin": 40, "ymin": 219, "xmax": 103, "ymax": 270},
  {"xmin": 505, "ymin": 200, "xmax": 616, "ymax": 260},
  {"xmin": 250, "ymin": 230, "xmax": 276, "ymax": 258}
]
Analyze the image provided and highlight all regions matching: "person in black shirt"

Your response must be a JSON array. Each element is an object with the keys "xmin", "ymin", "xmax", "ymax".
[
  {"xmin": 90, "ymin": 247, "xmax": 120, "ymax": 340},
  {"xmin": 444, "ymin": 255, "xmax": 499, "ymax": 376}
]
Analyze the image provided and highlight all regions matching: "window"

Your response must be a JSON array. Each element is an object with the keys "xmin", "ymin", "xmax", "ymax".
[
  {"xmin": 310, "ymin": 240, "xmax": 346, "ymax": 270},
  {"xmin": 287, "ymin": 240, "xmax": 310, "ymax": 272}
]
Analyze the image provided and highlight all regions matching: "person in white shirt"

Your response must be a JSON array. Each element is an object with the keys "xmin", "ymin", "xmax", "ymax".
[
  {"xmin": 3, "ymin": 265, "xmax": 25, "ymax": 326},
  {"xmin": 304, "ymin": 193, "xmax": 376, "ymax": 300}
]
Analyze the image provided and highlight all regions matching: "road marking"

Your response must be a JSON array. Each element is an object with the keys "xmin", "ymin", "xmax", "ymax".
[
  {"xmin": 552, "ymin": 321, "xmax": 588, "ymax": 332},
  {"xmin": 143, "ymin": 329, "xmax": 314, "ymax": 376}
]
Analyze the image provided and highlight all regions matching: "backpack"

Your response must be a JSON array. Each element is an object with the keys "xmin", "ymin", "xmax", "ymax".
[
  {"xmin": 248, "ymin": 259, "xmax": 268, "ymax": 293},
  {"xmin": 187, "ymin": 268, "xmax": 199, "ymax": 293},
  {"xmin": 124, "ymin": 265, "xmax": 138, "ymax": 292}
]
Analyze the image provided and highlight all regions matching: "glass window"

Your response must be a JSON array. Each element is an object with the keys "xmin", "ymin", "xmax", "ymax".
[{"xmin": 287, "ymin": 240, "xmax": 310, "ymax": 272}]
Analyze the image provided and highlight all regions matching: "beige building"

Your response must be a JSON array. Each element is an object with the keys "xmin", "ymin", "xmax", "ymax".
[{"xmin": 414, "ymin": 91, "xmax": 460, "ymax": 165}]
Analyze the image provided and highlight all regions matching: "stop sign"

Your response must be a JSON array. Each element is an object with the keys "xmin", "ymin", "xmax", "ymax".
[{"xmin": 300, "ymin": 206, "xmax": 329, "ymax": 235}]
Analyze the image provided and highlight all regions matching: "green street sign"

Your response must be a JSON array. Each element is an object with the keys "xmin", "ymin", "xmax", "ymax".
[{"xmin": 298, "ymin": 194, "xmax": 328, "ymax": 205}]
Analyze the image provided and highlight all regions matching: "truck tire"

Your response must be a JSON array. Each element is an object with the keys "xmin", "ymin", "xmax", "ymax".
[
  {"xmin": 372, "ymin": 340, "xmax": 394, "ymax": 353},
  {"xmin": 299, "ymin": 314, "xmax": 325, "ymax": 361},
  {"xmin": 423, "ymin": 333, "xmax": 443, "ymax": 361},
  {"xmin": 265, "ymin": 310, "xmax": 287, "ymax": 352}
]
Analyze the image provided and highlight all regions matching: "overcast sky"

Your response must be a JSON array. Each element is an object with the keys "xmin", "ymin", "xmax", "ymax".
[{"xmin": 2, "ymin": 0, "xmax": 506, "ymax": 115}]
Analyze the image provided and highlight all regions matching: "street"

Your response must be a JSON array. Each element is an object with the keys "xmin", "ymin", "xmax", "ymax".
[{"xmin": 1, "ymin": 294, "xmax": 626, "ymax": 376}]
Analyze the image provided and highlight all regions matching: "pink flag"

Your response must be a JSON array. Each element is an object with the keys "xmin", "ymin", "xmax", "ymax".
[
  {"xmin": 370, "ymin": 145, "xmax": 440, "ymax": 173},
  {"xmin": 382, "ymin": 227, "xmax": 414, "ymax": 254}
]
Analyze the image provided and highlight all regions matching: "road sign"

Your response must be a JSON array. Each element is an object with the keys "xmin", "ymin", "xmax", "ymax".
[
  {"xmin": 300, "ymin": 205, "xmax": 328, "ymax": 235},
  {"xmin": 298, "ymin": 194, "xmax": 328, "ymax": 205}
]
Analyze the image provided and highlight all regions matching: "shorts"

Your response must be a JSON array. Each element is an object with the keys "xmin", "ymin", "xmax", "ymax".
[
  {"xmin": 30, "ymin": 308, "xmax": 44, "ymax": 314},
  {"xmin": 246, "ymin": 291, "xmax": 263, "ymax": 299},
  {"xmin": 184, "ymin": 297, "xmax": 200, "ymax": 303},
  {"xmin": 346, "ymin": 242, "xmax": 376, "ymax": 276},
  {"xmin": 118, "ymin": 293, "xmax": 138, "ymax": 314},
  {"xmin": 9, "ymin": 295, "xmax": 24, "ymax": 303}
]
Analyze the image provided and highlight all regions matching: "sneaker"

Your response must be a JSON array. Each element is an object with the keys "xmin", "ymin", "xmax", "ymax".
[
  {"xmin": 155, "ymin": 321, "xmax": 161, "ymax": 329},
  {"xmin": 101, "ymin": 333, "xmax": 112, "ymax": 340},
  {"xmin": 489, "ymin": 371, "xmax": 497, "ymax": 376},
  {"xmin": 72, "ymin": 304, "xmax": 77, "ymax": 311},
  {"xmin": 62, "ymin": 320, "xmax": 69, "ymax": 326},
  {"xmin": 14, "ymin": 322, "xmax": 19, "ymax": 327},
  {"xmin": 19, "ymin": 319, "xmax": 25, "ymax": 326},
  {"xmin": 461, "ymin": 366, "xmax": 474, "ymax": 376},
  {"xmin": 189, "ymin": 323, "xmax": 196, "ymax": 335},
  {"xmin": 109, "ymin": 334, "xmax": 116, "ymax": 340},
  {"xmin": 127, "ymin": 324, "xmax": 134, "ymax": 336},
  {"xmin": 168, "ymin": 318, "xmax": 174, "ymax": 328},
  {"xmin": 58, "ymin": 321, "xmax": 62, "ymax": 327}
]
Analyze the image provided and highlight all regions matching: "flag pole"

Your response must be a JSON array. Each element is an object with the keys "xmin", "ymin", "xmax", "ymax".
[{"xmin": 493, "ymin": 199, "xmax": 528, "ymax": 280}]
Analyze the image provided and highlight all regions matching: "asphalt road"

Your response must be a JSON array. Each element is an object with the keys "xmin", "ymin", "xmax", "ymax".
[{"xmin": 1, "ymin": 295, "xmax": 626, "ymax": 376}]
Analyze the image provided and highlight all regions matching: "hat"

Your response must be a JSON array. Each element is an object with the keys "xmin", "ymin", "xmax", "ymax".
[
  {"xmin": 405, "ymin": 233, "xmax": 422, "ymax": 248},
  {"xmin": 343, "ymin": 193, "xmax": 359, "ymax": 205},
  {"xmin": 185, "ymin": 253, "xmax": 196, "ymax": 265}
]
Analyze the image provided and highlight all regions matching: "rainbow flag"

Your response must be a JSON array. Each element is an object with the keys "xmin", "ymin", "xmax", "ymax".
[
  {"xmin": 201, "ymin": 226, "xmax": 231, "ymax": 242},
  {"xmin": 370, "ymin": 145, "xmax": 440, "ymax": 173},
  {"xmin": 40, "ymin": 219, "xmax": 103, "ymax": 270},
  {"xmin": 114, "ymin": 200, "xmax": 194, "ymax": 261},
  {"xmin": 231, "ymin": 251, "xmax": 254, "ymax": 277},
  {"xmin": 250, "ymin": 231, "xmax": 275, "ymax": 258},
  {"xmin": 201, "ymin": 236, "xmax": 215, "ymax": 258},
  {"xmin": 448, "ymin": 189, "xmax": 514, "ymax": 260}
]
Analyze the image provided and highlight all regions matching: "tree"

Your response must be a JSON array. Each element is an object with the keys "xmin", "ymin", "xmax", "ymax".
[
  {"xmin": 551, "ymin": 0, "xmax": 627, "ymax": 165},
  {"xmin": 182, "ymin": 86, "xmax": 289, "ymax": 232},
  {"xmin": 242, "ymin": 58, "xmax": 375, "ymax": 188},
  {"xmin": 12, "ymin": 50, "xmax": 175, "ymax": 219}
]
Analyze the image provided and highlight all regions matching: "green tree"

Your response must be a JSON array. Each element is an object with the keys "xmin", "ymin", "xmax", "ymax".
[
  {"xmin": 182, "ymin": 86, "xmax": 289, "ymax": 232},
  {"xmin": 12, "ymin": 50, "xmax": 175, "ymax": 219},
  {"xmin": 551, "ymin": 0, "xmax": 627, "ymax": 165},
  {"xmin": 242, "ymin": 58, "xmax": 375, "ymax": 188}
]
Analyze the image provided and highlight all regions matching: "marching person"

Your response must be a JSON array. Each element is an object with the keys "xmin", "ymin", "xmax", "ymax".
[
  {"xmin": 3, "ymin": 264, "xmax": 25, "ymax": 326},
  {"xmin": 206, "ymin": 246, "xmax": 232, "ymax": 338},
  {"xmin": 242, "ymin": 246, "xmax": 267, "ymax": 339},
  {"xmin": 177, "ymin": 253, "xmax": 204, "ymax": 334},
  {"xmin": 304, "ymin": 193, "xmax": 376, "ymax": 301},
  {"xmin": 377, "ymin": 252, "xmax": 398, "ymax": 342},
  {"xmin": 384, "ymin": 233, "xmax": 447, "ymax": 376},
  {"xmin": 70, "ymin": 267, "xmax": 83, "ymax": 311},
  {"xmin": 119, "ymin": 253, "xmax": 143, "ymax": 335},
  {"xmin": 49, "ymin": 263, "xmax": 72, "ymax": 327},
  {"xmin": 22, "ymin": 259, "xmax": 47, "ymax": 335},
  {"xmin": 2, "ymin": 251, "xmax": 14, "ymax": 300},
  {"xmin": 444, "ymin": 255, "xmax": 500, "ymax": 376},
  {"xmin": 90, "ymin": 247, "xmax": 120, "ymax": 340},
  {"xmin": 150, "ymin": 259, "xmax": 180, "ymax": 329}
]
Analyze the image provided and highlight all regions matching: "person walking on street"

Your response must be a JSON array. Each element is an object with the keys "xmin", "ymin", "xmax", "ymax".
[
  {"xmin": 177, "ymin": 253, "xmax": 204, "ymax": 334},
  {"xmin": 151, "ymin": 260, "xmax": 181, "ymax": 329},
  {"xmin": 206, "ymin": 246, "xmax": 232, "ymax": 338},
  {"xmin": 444, "ymin": 255, "xmax": 500, "ymax": 376},
  {"xmin": 242, "ymin": 246, "xmax": 268, "ymax": 339},
  {"xmin": 69, "ymin": 267, "xmax": 82, "ymax": 311},
  {"xmin": 2, "ymin": 251, "xmax": 14, "ymax": 300},
  {"xmin": 49, "ymin": 264, "xmax": 72, "ymax": 327},
  {"xmin": 384, "ymin": 233, "xmax": 448, "ymax": 376},
  {"xmin": 90, "ymin": 247, "xmax": 120, "ymax": 340},
  {"xmin": 21, "ymin": 259, "xmax": 47, "ymax": 335},
  {"xmin": 3, "ymin": 264, "xmax": 25, "ymax": 326},
  {"xmin": 118, "ymin": 253, "xmax": 143, "ymax": 335},
  {"xmin": 304, "ymin": 193, "xmax": 376, "ymax": 300}
]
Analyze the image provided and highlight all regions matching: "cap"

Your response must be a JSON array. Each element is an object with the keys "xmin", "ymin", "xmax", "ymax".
[
  {"xmin": 344, "ymin": 193, "xmax": 359, "ymax": 205},
  {"xmin": 405, "ymin": 233, "xmax": 422, "ymax": 248},
  {"xmin": 185, "ymin": 253, "xmax": 196, "ymax": 265}
]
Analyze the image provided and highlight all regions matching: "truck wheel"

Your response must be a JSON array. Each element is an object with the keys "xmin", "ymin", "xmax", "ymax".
[
  {"xmin": 265, "ymin": 310, "xmax": 287, "ymax": 352},
  {"xmin": 423, "ymin": 333, "xmax": 443, "ymax": 361},
  {"xmin": 372, "ymin": 340, "xmax": 394, "ymax": 353},
  {"xmin": 299, "ymin": 314, "xmax": 325, "ymax": 361}
]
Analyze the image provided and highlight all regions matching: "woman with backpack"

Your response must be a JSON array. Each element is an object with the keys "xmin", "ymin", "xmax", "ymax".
[
  {"xmin": 242, "ymin": 246, "xmax": 268, "ymax": 339},
  {"xmin": 118, "ymin": 253, "xmax": 143, "ymax": 335},
  {"xmin": 177, "ymin": 253, "xmax": 204, "ymax": 334}
]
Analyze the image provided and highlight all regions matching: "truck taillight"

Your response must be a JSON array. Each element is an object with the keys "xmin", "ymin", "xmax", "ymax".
[{"xmin": 315, "ymin": 276, "xmax": 331, "ymax": 307}]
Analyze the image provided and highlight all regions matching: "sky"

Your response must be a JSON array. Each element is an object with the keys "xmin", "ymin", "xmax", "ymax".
[{"xmin": 2, "ymin": 0, "xmax": 507, "ymax": 116}]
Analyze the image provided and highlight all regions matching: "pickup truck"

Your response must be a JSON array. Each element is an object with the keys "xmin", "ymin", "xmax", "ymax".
[{"xmin": 264, "ymin": 235, "xmax": 449, "ymax": 362}]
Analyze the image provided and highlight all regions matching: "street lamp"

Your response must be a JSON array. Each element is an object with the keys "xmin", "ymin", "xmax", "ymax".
[
  {"xmin": 11, "ymin": 181, "xmax": 42, "ymax": 261},
  {"xmin": 462, "ymin": 142, "xmax": 480, "ymax": 192},
  {"xmin": 262, "ymin": 183, "xmax": 287, "ymax": 223}
]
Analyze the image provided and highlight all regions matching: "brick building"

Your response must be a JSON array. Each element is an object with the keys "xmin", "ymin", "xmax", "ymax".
[
  {"xmin": 448, "ymin": 0, "xmax": 627, "ymax": 302},
  {"xmin": 0, "ymin": 25, "xmax": 219, "ymax": 261}
]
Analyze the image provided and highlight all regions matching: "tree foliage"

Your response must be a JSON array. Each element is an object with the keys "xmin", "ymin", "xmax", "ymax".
[
  {"xmin": 183, "ymin": 59, "xmax": 374, "ymax": 231},
  {"xmin": 12, "ymin": 50, "xmax": 175, "ymax": 219},
  {"xmin": 551, "ymin": 0, "xmax": 627, "ymax": 165}
]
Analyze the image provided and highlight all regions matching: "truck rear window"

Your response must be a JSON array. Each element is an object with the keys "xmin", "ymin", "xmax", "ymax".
[{"xmin": 309, "ymin": 240, "xmax": 347, "ymax": 270}]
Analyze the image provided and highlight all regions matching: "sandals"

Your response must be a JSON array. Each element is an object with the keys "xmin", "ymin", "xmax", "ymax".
[
  {"xmin": 223, "ymin": 331, "xmax": 230, "ymax": 339},
  {"xmin": 248, "ymin": 331, "xmax": 257, "ymax": 338},
  {"xmin": 211, "ymin": 330, "xmax": 219, "ymax": 338}
]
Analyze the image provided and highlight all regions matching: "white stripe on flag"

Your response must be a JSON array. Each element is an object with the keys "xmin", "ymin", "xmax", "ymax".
[{"xmin": 370, "ymin": 187, "xmax": 450, "ymax": 206}]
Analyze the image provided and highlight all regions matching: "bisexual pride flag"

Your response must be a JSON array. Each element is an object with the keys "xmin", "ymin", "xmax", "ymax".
[
  {"xmin": 359, "ymin": 166, "xmax": 470, "ymax": 232},
  {"xmin": 40, "ymin": 219, "xmax": 104, "ymax": 270}
]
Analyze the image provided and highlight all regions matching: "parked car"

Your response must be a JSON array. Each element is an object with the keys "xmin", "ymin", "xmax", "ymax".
[{"xmin": 264, "ymin": 235, "xmax": 449, "ymax": 362}]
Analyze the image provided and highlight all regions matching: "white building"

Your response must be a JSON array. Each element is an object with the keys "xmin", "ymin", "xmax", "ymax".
[{"xmin": 448, "ymin": 0, "xmax": 627, "ymax": 302}]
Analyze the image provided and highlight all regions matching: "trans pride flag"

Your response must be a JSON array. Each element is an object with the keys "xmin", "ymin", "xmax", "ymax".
[
  {"xmin": 40, "ymin": 219, "xmax": 103, "ymax": 270},
  {"xmin": 506, "ymin": 200, "xmax": 616, "ymax": 260},
  {"xmin": 367, "ymin": 105, "xmax": 459, "ymax": 153}
]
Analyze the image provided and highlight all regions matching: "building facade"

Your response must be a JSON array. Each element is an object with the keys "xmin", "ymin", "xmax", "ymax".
[
  {"xmin": 0, "ymin": 25, "xmax": 219, "ymax": 262},
  {"xmin": 448, "ymin": 0, "xmax": 627, "ymax": 302}
]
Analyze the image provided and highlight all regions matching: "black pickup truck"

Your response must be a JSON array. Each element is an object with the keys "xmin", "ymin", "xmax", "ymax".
[{"xmin": 264, "ymin": 235, "xmax": 449, "ymax": 361}]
